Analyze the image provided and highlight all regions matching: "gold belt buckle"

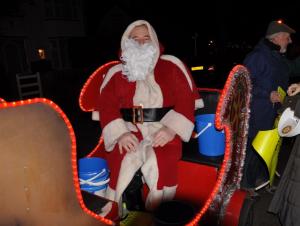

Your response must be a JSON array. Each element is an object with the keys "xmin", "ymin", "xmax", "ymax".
[{"xmin": 132, "ymin": 105, "xmax": 144, "ymax": 124}]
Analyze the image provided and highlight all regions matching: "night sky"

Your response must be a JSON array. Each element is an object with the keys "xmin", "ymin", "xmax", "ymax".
[{"xmin": 83, "ymin": 0, "xmax": 300, "ymax": 56}]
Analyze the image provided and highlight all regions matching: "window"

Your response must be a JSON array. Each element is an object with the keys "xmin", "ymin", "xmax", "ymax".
[{"xmin": 44, "ymin": 0, "xmax": 79, "ymax": 20}]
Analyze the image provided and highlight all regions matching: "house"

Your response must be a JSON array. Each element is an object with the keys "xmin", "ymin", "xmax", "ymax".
[{"xmin": 0, "ymin": 0, "xmax": 85, "ymax": 99}]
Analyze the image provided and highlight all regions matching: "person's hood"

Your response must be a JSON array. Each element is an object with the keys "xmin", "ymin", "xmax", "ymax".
[{"xmin": 120, "ymin": 20, "xmax": 160, "ymax": 66}]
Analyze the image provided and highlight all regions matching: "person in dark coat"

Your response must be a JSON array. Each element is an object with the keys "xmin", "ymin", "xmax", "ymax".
[
  {"xmin": 268, "ymin": 82, "xmax": 300, "ymax": 226},
  {"xmin": 241, "ymin": 20, "xmax": 296, "ymax": 191}
]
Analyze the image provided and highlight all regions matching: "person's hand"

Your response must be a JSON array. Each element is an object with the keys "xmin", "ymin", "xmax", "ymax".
[
  {"xmin": 117, "ymin": 132, "xmax": 139, "ymax": 154},
  {"xmin": 287, "ymin": 83, "xmax": 300, "ymax": 96},
  {"xmin": 270, "ymin": 91, "xmax": 282, "ymax": 103},
  {"xmin": 152, "ymin": 126, "xmax": 176, "ymax": 148}
]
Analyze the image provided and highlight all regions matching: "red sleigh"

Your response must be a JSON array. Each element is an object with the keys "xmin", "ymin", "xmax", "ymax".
[
  {"xmin": 0, "ymin": 62, "xmax": 254, "ymax": 225},
  {"xmin": 78, "ymin": 62, "xmax": 254, "ymax": 226}
]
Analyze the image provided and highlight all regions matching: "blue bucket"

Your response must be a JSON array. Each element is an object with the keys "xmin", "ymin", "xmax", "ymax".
[
  {"xmin": 78, "ymin": 157, "xmax": 110, "ymax": 195},
  {"xmin": 195, "ymin": 114, "xmax": 225, "ymax": 156}
]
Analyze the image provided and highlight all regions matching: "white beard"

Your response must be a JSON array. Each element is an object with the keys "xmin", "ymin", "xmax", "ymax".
[{"xmin": 121, "ymin": 38, "xmax": 157, "ymax": 82}]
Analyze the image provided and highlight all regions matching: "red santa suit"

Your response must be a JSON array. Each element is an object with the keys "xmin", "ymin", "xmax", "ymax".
[{"xmin": 98, "ymin": 20, "xmax": 203, "ymax": 215}]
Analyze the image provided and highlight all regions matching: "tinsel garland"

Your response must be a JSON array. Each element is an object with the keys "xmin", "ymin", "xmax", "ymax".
[{"xmin": 187, "ymin": 65, "xmax": 251, "ymax": 225}]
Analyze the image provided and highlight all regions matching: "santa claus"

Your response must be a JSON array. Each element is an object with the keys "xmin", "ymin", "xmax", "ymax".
[{"xmin": 98, "ymin": 20, "xmax": 203, "ymax": 217}]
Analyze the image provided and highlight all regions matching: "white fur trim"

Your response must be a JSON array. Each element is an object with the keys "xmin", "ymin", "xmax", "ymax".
[
  {"xmin": 133, "ymin": 73, "xmax": 163, "ymax": 108},
  {"xmin": 105, "ymin": 186, "xmax": 116, "ymax": 201},
  {"xmin": 92, "ymin": 111, "xmax": 100, "ymax": 121},
  {"xmin": 100, "ymin": 64, "xmax": 122, "ymax": 93},
  {"xmin": 99, "ymin": 186, "xmax": 115, "ymax": 217},
  {"xmin": 163, "ymin": 185, "xmax": 177, "ymax": 201},
  {"xmin": 114, "ymin": 151, "xmax": 144, "ymax": 214},
  {"xmin": 160, "ymin": 55, "xmax": 203, "ymax": 110},
  {"xmin": 141, "ymin": 146, "xmax": 160, "ymax": 210},
  {"xmin": 113, "ymin": 140, "xmax": 159, "ymax": 215},
  {"xmin": 141, "ymin": 144, "xmax": 159, "ymax": 192},
  {"xmin": 195, "ymin": 99, "xmax": 204, "ymax": 109},
  {"xmin": 99, "ymin": 201, "xmax": 112, "ymax": 217},
  {"xmin": 145, "ymin": 185, "xmax": 177, "ymax": 210},
  {"xmin": 145, "ymin": 189, "xmax": 163, "ymax": 211},
  {"xmin": 94, "ymin": 189, "xmax": 106, "ymax": 198},
  {"xmin": 160, "ymin": 110, "xmax": 194, "ymax": 142},
  {"xmin": 102, "ymin": 118, "xmax": 129, "ymax": 151},
  {"xmin": 160, "ymin": 55, "xmax": 193, "ymax": 90}
]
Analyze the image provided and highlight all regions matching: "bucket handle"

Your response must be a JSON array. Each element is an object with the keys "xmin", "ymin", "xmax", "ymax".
[
  {"xmin": 80, "ymin": 178, "xmax": 110, "ymax": 186},
  {"xmin": 79, "ymin": 168, "xmax": 107, "ymax": 182},
  {"xmin": 194, "ymin": 122, "xmax": 212, "ymax": 138},
  {"xmin": 79, "ymin": 168, "xmax": 109, "ymax": 186},
  {"xmin": 79, "ymin": 168, "xmax": 110, "ymax": 186}
]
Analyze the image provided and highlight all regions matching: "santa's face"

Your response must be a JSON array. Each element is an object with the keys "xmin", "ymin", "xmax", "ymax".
[
  {"xmin": 129, "ymin": 25, "xmax": 151, "ymax": 45},
  {"xmin": 121, "ymin": 30, "xmax": 157, "ymax": 82}
]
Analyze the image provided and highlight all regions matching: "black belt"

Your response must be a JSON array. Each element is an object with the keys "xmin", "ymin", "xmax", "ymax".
[{"xmin": 120, "ymin": 106, "xmax": 173, "ymax": 124}]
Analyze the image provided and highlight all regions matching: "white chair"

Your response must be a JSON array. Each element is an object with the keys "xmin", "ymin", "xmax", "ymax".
[{"xmin": 16, "ymin": 72, "xmax": 43, "ymax": 99}]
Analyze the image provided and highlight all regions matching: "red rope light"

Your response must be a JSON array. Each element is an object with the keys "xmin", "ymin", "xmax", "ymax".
[
  {"xmin": 197, "ymin": 87, "xmax": 222, "ymax": 93},
  {"xmin": 186, "ymin": 68, "xmax": 235, "ymax": 226},
  {"xmin": 79, "ymin": 61, "xmax": 120, "ymax": 112},
  {"xmin": 87, "ymin": 136, "xmax": 104, "ymax": 158}
]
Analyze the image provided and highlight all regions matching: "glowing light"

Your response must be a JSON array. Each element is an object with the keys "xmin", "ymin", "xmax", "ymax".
[
  {"xmin": 191, "ymin": 66, "xmax": 204, "ymax": 71},
  {"xmin": 38, "ymin": 48, "xmax": 46, "ymax": 59},
  {"xmin": 207, "ymin": 66, "xmax": 215, "ymax": 71}
]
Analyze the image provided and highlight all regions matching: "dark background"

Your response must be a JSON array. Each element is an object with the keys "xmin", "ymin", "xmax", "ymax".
[
  {"xmin": 82, "ymin": 1, "xmax": 300, "ymax": 59},
  {"xmin": 77, "ymin": 1, "xmax": 300, "ymax": 88}
]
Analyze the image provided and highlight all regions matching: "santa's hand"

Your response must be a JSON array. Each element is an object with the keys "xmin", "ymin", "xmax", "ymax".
[
  {"xmin": 117, "ymin": 132, "xmax": 139, "ymax": 154},
  {"xmin": 287, "ymin": 83, "xmax": 300, "ymax": 96},
  {"xmin": 152, "ymin": 126, "xmax": 176, "ymax": 148}
]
